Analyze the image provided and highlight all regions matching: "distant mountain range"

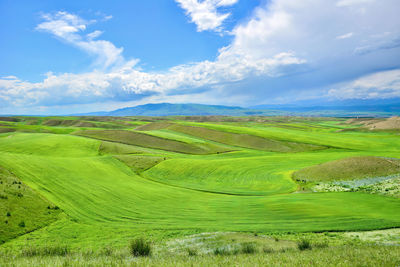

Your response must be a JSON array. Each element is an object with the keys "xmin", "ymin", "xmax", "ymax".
[{"xmin": 76, "ymin": 102, "xmax": 400, "ymax": 117}]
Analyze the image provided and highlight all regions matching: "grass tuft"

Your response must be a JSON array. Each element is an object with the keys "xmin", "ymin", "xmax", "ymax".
[
  {"xmin": 129, "ymin": 238, "xmax": 151, "ymax": 257},
  {"xmin": 241, "ymin": 242, "xmax": 257, "ymax": 254}
]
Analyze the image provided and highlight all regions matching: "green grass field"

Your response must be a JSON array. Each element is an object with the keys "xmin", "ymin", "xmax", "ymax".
[{"xmin": 0, "ymin": 116, "xmax": 399, "ymax": 266}]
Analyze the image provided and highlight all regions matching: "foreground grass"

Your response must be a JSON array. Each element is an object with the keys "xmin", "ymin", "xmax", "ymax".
[{"xmin": 1, "ymin": 244, "xmax": 398, "ymax": 266}]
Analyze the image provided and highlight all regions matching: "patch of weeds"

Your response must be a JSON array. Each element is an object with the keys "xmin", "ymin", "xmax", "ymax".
[
  {"xmin": 314, "ymin": 241, "xmax": 329, "ymax": 249},
  {"xmin": 129, "ymin": 238, "xmax": 151, "ymax": 257},
  {"xmin": 279, "ymin": 247, "xmax": 294, "ymax": 253},
  {"xmin": 241, "ymin": 242, "xmax": 257, "ymax": 254},
  {"xmin": 263, "ymin": 246, "xmax": 274, "ymax": 253},
  {"xmin": 213, "ymin": 246, "xmax": 238, "ymax": 256},
  {"xmin": 21, "ymin": 245, "xmax": 70, "ymax": 257},
  {"xmin": 100, "ymin": 246, "xmax": 114, "ymax": 256},
  {"xmin": 297, "ymin": 239, "xmax": 312, "ymax": 251}
]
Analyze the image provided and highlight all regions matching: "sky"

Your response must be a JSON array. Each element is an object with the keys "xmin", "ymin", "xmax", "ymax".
[{"xmin": 0, "ymin": 0, "xmax": 399, "ymax": 114}]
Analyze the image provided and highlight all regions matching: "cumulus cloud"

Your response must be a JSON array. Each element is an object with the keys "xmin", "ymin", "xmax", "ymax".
[
  {"xmin": 175, "ymin": 0, "xmax": 238, "ymax": 32},
  {"xmin": 36, "ymin": 11, "xmax": 124, "ymax": 69},
  {"xmin": 0, "ymin": 9, "xmax": 307, "ymax": 109},
  {"xmin": 328, "ymin": 69, "xmax": 400, "ymax": 99}
]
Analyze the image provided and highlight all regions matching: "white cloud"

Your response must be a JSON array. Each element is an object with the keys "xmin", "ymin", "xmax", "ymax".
[
  {"xmin": 336, "ymin": 32, "xmax": 353, "ymax": 39},
  {"xmin": 36, "ymin": 11, "xmax": 124, "ymax": 69},
  {"xmin": 328, "ymin": 69, "xmax": 400, "ymax": 99},
  {"xmin": 175, "ymin": 0, "xmax": 238, "ymax": 32},
  {"xmin": 87, "ymin": 30, "xmax": 103, "ymax": 40},
  {"xmin": 104, "ymin": 15, "xmax": 113, "ymax": 21}
]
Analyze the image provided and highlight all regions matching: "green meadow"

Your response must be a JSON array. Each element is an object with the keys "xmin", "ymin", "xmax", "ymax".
[{"xmin": 0, "ymin": 116, "xmax": 399, "ymax": 266}]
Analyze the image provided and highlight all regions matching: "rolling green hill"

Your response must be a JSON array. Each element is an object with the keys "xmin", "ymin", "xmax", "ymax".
[{"xmin": 74, "ymin": 129, "xmax": 230, "ymax": 155}]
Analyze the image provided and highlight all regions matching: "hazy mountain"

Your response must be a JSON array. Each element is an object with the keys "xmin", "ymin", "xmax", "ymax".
[
  {"xmin": 77, "ymin": 101, "xmax": 400, "ymax": 117},
  {"xmin": 81, "ymin": 103, "xmax": 275, "ymax": 116}
]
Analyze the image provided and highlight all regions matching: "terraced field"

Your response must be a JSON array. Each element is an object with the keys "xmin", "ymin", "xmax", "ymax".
[{"xmin": 0, "ymin": 116, "xmax": 399, "ymax": 265}]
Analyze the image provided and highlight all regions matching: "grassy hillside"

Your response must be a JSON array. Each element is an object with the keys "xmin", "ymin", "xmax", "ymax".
[
  {"xmin": 0, "ymin": 116, "xmax": 399, "ymax": 266},
  {"xmin": 0, "ymin": 166, "xmax": 61, "ymax": 244}
]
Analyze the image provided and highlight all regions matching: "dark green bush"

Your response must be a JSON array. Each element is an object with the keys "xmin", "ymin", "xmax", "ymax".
[
  {"xmin": 129, "ymin": 238, "xmax": 151, "ymax": 257},
  {"xmin": 18, "ymin": 221, "xmax": 25, "ymax": 227},
  {"xmin": 297, "ymin": 239, "xmax": 312, "ymax": 251}
]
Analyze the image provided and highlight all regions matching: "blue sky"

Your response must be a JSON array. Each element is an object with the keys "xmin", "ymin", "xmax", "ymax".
[{"xmin": 0, "ymin": 0, "xmax": 399, "ymax": 114}]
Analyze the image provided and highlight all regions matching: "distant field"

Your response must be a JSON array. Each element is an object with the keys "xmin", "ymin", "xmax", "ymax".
[{"xmin": 0, "ymin": 116, "xmax": 399, "ymax": 265}]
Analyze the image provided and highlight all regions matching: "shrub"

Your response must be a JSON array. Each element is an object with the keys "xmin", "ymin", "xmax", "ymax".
[
  {"xmin": 18, "ymin": 221, "xmax": 25, "ymax": 227},
  {"xmin": 186, "ymin": 247, "xmax": 197, "ymax": 256},
  {"xmin": 241, "ymin": 242, "xmax": 257, "ymax": 254},
  {"xmin": 6, "ymin": 212, "xmax": 10, "ymax": 217},
  {"xmin": 129, "ymin": 238, "xmax": 151, "ymax": 257},
  {"xmin": 297, "ymin": 239, "xmax": 312, "ymax": 251}
]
